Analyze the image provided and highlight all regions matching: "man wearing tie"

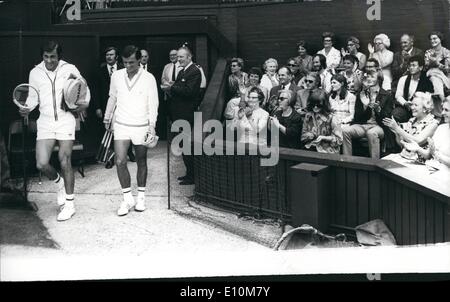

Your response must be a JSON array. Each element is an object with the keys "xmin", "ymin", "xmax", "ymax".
[
  {"xmin": 96, "ymin": 47, "xmax": 123, "ymax": 119},
  {"xmin": 265, "ymin": 66, "xmax": 301, "ymax": 115},
  {"xmin": 168, "ymin": 46, "xmax": 202, "ymax": 185},
  {"xmin": 140, "ymin": 49, "xmax": 150, "ymax": 72},
  {"xmin": 161, "ymin": 49, "xmax": 180, "ymax": 99}
]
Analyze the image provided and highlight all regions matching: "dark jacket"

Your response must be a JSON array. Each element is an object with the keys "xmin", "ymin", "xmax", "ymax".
[
  {"xmin": 352, "ymin": 88, "xmax": 393, "ymax": 125},
  {"xmin": 401, "ymin": 71, "xmax": 434, "ymax": 101},
  {"xmin": 95, "ymin": 62, "xmax": 124, "ymax": 112},
  {"xmin": 168, "ymin": 62, "xmax": 202, "ymax": 123},
  {"xmin": 391, "ymin": 47, "xmax": 424, "ymax": 81},
  {"xmin": 274, "ymin": 109, "xmax": 302, "ymax": 149},
  {"xmin": 352, "ymin": 88, "xmax": 396, "ymax": 151}
]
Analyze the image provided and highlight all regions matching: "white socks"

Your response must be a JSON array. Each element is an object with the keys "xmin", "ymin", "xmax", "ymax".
[
  {"xmin": 138, "ymin": 187, "xmax": 145, "ymax": 199},
  {"xmin": 65, "ymin": 194, "xmax": 75, "ymax": 207},
  {"xmin": 122, "ymin": 188, "xmax": 134, "ymax": 203}
]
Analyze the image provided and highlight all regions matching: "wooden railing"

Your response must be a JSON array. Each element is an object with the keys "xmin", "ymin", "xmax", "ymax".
[{"xmin": 193, "ymin": 142, "xmax": 450, "ymax": 245}]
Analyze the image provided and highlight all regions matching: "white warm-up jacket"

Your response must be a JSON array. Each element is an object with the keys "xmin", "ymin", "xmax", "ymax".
[{"xmin": 27, "ymin": 60, "xmax": 91, "ymax": 121}]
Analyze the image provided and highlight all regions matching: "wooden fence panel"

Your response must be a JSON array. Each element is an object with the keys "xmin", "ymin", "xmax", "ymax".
[
  {"xmin": 369, "ymin": 172, "xmax": 381, "ymax": 220},
  {"xmin": 417, "ymin": 194, "xmax": 426, "ymax": 244},
  {"xmin": 357, "ymin": 170, "xmax": 369, "ymax": 225},
  {"xmin": 409, "ymin": 188, "xmax": 418, "ymax": 245},
  {"xmin": 335, "ymin": 167, "xmax": 347, "ymax": 226},
  {"xmin": 346, "ymin": 169, "xmax": 358, "ymax": 227},
  {"xmin": 401, "ymin": 186, "xmax": 410, "ymax": 246}
]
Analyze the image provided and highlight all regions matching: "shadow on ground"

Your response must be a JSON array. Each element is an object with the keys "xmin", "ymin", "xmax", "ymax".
[{"xmin": 0, "ymin": 193, "xmax": 58, "ymax": 249}]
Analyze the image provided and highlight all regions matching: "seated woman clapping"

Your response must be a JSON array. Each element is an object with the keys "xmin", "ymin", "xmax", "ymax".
[
  {"xmin": 425, "ymin": 31, "xmax": 450, "ymax": 105},
  {"xmin": 301, "ymin": 90, "xmax": 343, "ymax": 154},
  {"xmin": 224, "ymin": 66, "xmax": 266, "ymax": 121},
  {"xmin": 233, "ymin": 87, "xmax": 269, "ymax": 146},
  {"xmin": 382, "ymin": 92, "xmax": 439, "ymax": 161},
  {"xmin": 403, "ymin": 98, "xmax": 450, "ymax": 170}
]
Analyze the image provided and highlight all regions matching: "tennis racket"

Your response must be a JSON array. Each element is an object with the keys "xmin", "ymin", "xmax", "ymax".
[{"xmin": 13, "ymin": 83, "xmax": 39, "ymax": 126}]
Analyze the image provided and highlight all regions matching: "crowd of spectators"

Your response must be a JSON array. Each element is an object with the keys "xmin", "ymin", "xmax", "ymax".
[{"xmin": 223, "ymin": 31, "xmax": 450, "ymax": 170}]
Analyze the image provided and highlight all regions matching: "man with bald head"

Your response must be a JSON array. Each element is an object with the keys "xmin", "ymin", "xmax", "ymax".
[
  {"xmin": 161, "ymin": 49, "xmax": 179, "ymax": 99},
  {"xmin": 392, "ymin": 34, "xmax": 424, "ymax": 83},
  {"xmin": 168, "ymin": 46, "xmax": 202, "ymax": 185},
  {"xmin": 265, "ymin": 66, "xmax": 301, "ymax": 115}
]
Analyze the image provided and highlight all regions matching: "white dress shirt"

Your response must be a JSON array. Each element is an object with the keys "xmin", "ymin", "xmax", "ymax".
[
  {"xmin": 107, "ymin": 63, "xmax": 117, "ymax": 76},
  {"xmin": 161, "ymin": 61, "xmax": 180, "ymax": 90},
  {"xmin": 395, "ymin": 75, "xmax": 419, "ymax": 105}
]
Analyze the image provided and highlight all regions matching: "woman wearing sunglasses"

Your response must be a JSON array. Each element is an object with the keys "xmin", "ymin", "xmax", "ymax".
[
  {"xmin": 301, "ymin": 90, "xmax": 343, "ymax": 154},
  {"xmin": 271, "ymin": 90, "xmax": 303, "ymax": 149}
]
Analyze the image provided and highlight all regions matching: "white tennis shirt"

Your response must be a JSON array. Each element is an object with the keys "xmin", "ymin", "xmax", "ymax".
[{"xmin": 104, "ymin": 67, "xmax": 159, "ymax": 127}]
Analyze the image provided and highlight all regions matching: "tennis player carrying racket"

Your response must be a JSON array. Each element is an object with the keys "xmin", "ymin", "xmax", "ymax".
[
  {"xmin": 103, "ymin": 45, "xmax": 159, "ymax": 216},
  {"xmin": 19, "ymin": 41, "xmax": 91, "ymax": 221}
]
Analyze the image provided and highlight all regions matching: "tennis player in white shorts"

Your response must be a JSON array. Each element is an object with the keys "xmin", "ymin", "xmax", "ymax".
[
  {"xmin": 104, "ymin": 45, "xmax": 159, "ymax": 216},
  {"xmin": 19, "ymin": 40, "xmax": 90, "ymax": 222}
]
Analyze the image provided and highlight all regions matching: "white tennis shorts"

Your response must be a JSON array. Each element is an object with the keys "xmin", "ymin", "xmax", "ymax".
[
  {"xmin": 113, "ymin": 123, "xmax": 148, "ymax": 145},
  {"xmin": 36, "ymin": 113, "xmax": 76, "ymax": 141}
]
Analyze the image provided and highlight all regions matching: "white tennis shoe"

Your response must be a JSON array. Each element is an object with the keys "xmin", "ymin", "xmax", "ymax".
[
  {"xmin": 117, "ymin": 196, "xmax": 136, "ymax": 216},
  {"xmin": 135, "ymin": 195, "xmax": 146, "ymax": 212},
  {"xmin": 57, "ymin": 201, "xmax": 75, "ymax": 221}
]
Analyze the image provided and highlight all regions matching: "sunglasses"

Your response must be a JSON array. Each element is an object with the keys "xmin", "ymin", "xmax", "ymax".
[
  {"xmin": 278, "ymin": 97, "xmax": 289, "ymax": 100},
  {"xmin": 324, "ymin": 39, "xmax": 332, "ymax": 42},
  {"xmin": 312, "ymin": 103, "xmax": 323, "ymax": 108},
  {"xmin": 287, "ymin": 64, "xmax": 299, "ymax": 67},
  {"xmin": 305, "ymin": 80, "xmax": 315, "ymax": 84}
]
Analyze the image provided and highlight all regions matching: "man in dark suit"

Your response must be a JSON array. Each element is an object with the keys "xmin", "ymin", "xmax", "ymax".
[
  {"xmin": 265, "ymin": 66, "xmax": 301, "ymax": 115},
  {"xmin": 96, "ymin": 47, "xmax": 123, "ymax": 119},
  {"xmin": 96, "ymin": 46, "xmax": 135, "ymax": 166},
  {"xmin": 140, "ymin": 49, "xmax": 150, "ymax": 72},
  {"xmin": 391, "ymin": 34, "xmax": 424, "ymax": 84},
  {"xmin": 167, "ymin": 46, "xmax": 202, "ymax": 185}
]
